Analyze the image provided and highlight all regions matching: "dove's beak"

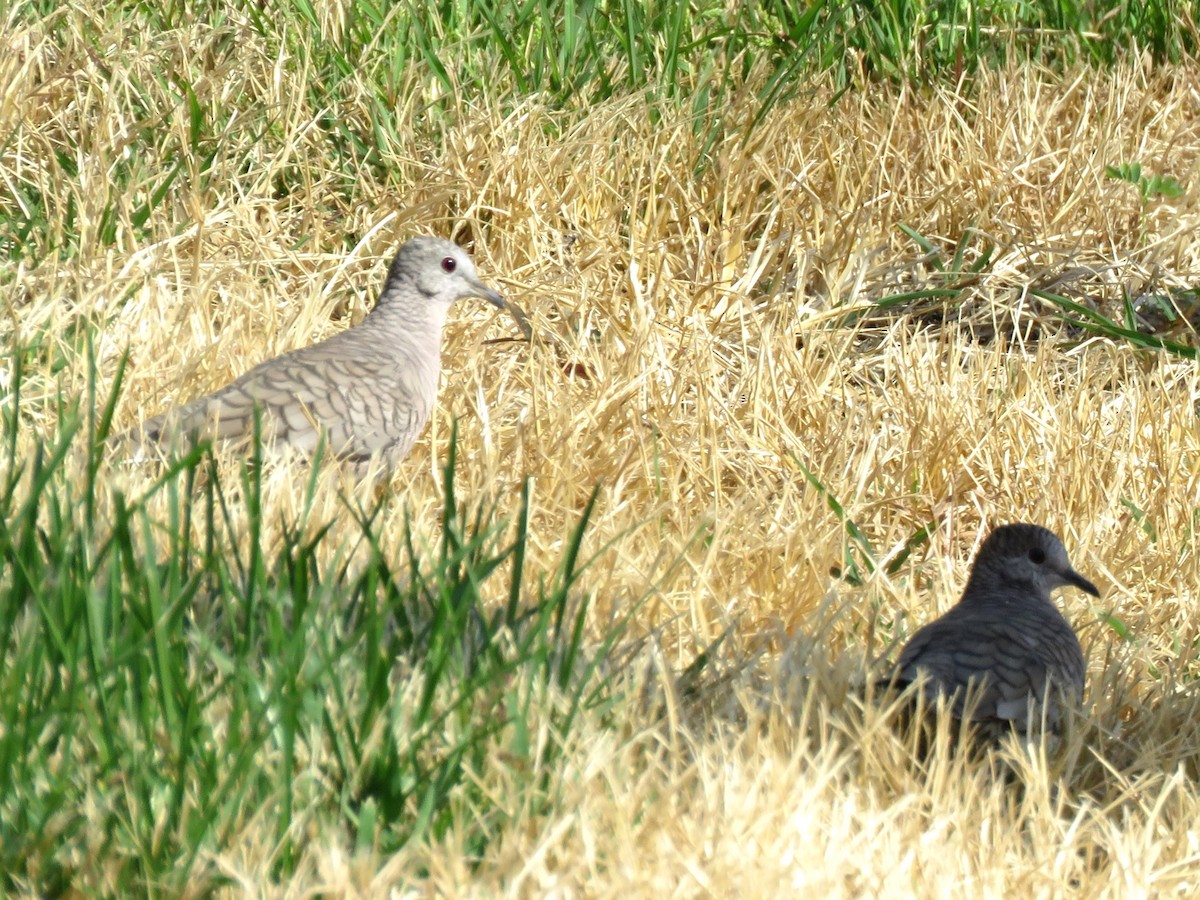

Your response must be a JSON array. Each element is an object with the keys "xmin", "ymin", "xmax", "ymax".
[
  {"xmin": 470, "ymin": 275, "xmax": 534, "ymax": 341},
  {"xmin": 471, "ymin": 276, "xmax": 506, "ymax": 310},
  {"xmin": 1064, "ymin": 567, "xmax": 1100, "ymax": 597}
]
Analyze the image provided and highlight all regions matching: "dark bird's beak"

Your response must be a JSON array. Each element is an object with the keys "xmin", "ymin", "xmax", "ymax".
[{"xmin": 1064, "ymin": 567, "xmax": 1100, "ymax": 597}]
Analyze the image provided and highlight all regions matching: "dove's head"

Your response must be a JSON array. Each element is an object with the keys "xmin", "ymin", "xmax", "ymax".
[
  {"xmin": 380, "ymin": 236, "xmax": 506, "ymax": 313},
  {"xmin": 964, "ymin": 523, "xmax": 1100, "ymax": 604}
]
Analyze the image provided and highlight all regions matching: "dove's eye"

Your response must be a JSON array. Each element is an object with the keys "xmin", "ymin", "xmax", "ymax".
[
  {"xmin": 1028, "ymin": 547, "xmax": 1046, "ymax": 564},
  {"xmin": 441, "ymin": 257, "xmax": 457, "ymax": 273}
]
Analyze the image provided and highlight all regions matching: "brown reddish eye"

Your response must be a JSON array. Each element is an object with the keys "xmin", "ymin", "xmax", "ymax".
[{"xmin": 441, "ymin": 257, "xmax": 457, "ymax": 273}]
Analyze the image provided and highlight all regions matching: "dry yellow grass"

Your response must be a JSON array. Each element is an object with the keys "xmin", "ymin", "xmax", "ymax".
[{"xmin": 7, "ymin": 13, "xmax": 1200, "ymax": 893}]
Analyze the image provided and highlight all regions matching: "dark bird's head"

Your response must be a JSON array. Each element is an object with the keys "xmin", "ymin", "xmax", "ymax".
[{"xmin": 963, "ymin": 523, "xmax": 1100, "ymax": 604}]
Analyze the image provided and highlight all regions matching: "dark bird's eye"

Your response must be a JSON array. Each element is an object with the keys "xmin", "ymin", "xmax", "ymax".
[
  {"xmin": 1028, "ymin": 547, "xmax": 1046, "ymax": 564},
  {"xmin": 441, "ymin": 257, "xmax": 457, "ymax": 273}
]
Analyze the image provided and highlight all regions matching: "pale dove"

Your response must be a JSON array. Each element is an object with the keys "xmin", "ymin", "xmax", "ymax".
[{"xmin": 133, "ymin": 236, "xmax": 506, "ymax": 473}]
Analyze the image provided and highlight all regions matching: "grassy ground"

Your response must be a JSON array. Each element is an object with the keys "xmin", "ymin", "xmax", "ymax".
[{"xmin": 5, "ymin": 2, "xmax": 1200, "ymax": 895}]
